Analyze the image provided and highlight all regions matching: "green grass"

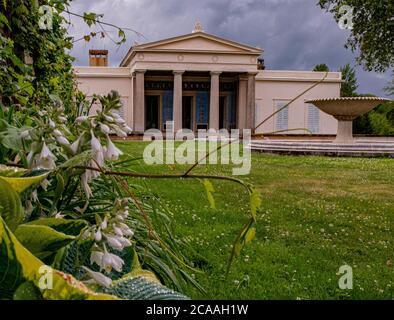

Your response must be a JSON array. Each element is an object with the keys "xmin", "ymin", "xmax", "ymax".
[{"xmin": 117, "ymin": 141, "xmax": 394, "ymax": 300}]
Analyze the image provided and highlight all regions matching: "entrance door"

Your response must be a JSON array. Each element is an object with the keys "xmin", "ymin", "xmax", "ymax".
[
  {"xmin": 145, "ymin": 95, "xmax": 160, "ymax": 130},
  {"xmin": 219, "ymin": 96, "xmax": 227, "ymax": 130},
  {"xmin": 182, "ymin": 96, "xmax": 194, "ymax": 130}
]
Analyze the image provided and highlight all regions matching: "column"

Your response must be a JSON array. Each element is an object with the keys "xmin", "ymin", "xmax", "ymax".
[
  {"xmin": 247, "ymin": 72, "xmax": 257, "ymax": 133},
  {"xmin": 173, "ymin": 70, "xmax": 184, "ymax": 133},
  {"xmin": 134, "ymin": 69, "xmax": 146, "ymax": 132},
  {"xmin": 237, "ymin": 75, "xmax": 248, "ymax": 130},
  {"xmin": 209, "ymin": 71, "xmax": 221, "ymax": 131}
]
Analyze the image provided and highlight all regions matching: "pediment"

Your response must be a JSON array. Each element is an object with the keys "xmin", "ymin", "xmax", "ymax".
[{"xmin": 134, "ymin": 32, "xmax": 262, "ymax": 54}]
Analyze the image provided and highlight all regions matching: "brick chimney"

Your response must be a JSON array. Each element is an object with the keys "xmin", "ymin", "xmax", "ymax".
[{"xmin": 89, "ymin": 49, "xmax": 108, "ymax": 67}]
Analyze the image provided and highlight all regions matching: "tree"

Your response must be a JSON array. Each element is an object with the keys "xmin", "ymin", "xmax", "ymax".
[
  {"xmin": 318, "ymin": 0, "xmax": 394, "ymax": 73},
  {"xmin": 339, "ymin": 64, "xmax": 358, "ymax": 97},
  {"xmin": 313, "ymin": 64, "xmax": 330, "ymax": 72}
]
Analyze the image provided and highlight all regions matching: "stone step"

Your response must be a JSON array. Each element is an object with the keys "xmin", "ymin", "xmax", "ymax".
[{"xmin": 248, "ymin": 142, "xmax": 394, "ymax": 157}]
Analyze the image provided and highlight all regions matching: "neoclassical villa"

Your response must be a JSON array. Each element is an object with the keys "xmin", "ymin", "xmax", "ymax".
[{"xmin": 74, "ymin": 23, "xmax": 342, "ymax": 135}]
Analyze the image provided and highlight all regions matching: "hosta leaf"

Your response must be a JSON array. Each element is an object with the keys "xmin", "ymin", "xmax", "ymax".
[
  {"xmin": 0, "ymin": 165, "xmax": 26, "ymax": 177},
  {"xmin": 0, "ymin": 217, "xmax": 118, "ymax": 300},
  {"xmin": 14, "ymin": 224, "xmax": 75, "ymax": 259},
  {"xmin": 0, "ymin": 177, "xmax": 23, "ymax": 231},
  {"xmin": 100, "ymin": 276, "xmax": 189, "ymax": 300},
  {"xmin": 13, "ymin": 281, "xmax": 43, "ymax": 300},
  {"xmin": 0, "ymin": 170, "xmax": 49, "ymax": 193},
  {"xmin": 24, "ymin": 218, "xmax": 87, "ymax": 236}
]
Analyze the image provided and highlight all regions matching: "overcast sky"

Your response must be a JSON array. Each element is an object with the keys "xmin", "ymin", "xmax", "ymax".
[{"xmin": 66, "ymin": 0, "xmax": 392, "ymax": 97}]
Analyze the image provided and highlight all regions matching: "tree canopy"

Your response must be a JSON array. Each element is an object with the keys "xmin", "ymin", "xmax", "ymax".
[{"xmin": 318, "ymin": 0, "xmax": 394, "ymax": 73}]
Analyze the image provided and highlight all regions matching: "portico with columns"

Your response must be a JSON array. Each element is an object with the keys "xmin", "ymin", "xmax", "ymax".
[
  {"xmin": 122, "ymin": 23, "xmax": 262, "ymax": 133},
  {"xmin": 75, "ymin": 23, "xmax": 342, "ymax": 137}
]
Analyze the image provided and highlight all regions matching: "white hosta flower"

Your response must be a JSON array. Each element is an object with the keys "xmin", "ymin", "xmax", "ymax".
[
  {"xmin": 115, "ymin": 118, "xmax": 126, "ymax": 125},
  {"xmin": 90, "ymin": 251, "xmax": 104, "ymax": 268},
  {"xmin": 82, "ymin": 267, "xmax": 112, "ymax": 288},
  {"xmin": 113, "ymin": 224, "xmax": 123, "ymax": 237},
  {"xmin": 117, "ymin": 236, "xmax": 131, "ymax": 248},
  {"xmin": 91, "ymin": 131, "xmax": 102, "ymax": 153},
  {"xmin": 101, "ymin": 217, "xmax": 108, "ymax": 230},
  {"xmin": 55, "ymin": 212, "xmax": 65, "ymax": 219},
  {"xmin": 104, "ymin": 115, "xmax": 114, "ymax": 122},
  {"xmin": 76, "ymin": 116, "xmax": 88, "ymax": 123},
  {"xmin": 105, "ymin": 138, "xmax": 123, "ymax": 161},
  {"xmin": 100, "ymin": 123, "xmax": 110, "ymax": 135},
  {"xmin": 56, "ymin": 135, "xmax": 70, "ymax": 146},
  {"xmin": 111, "ymin": 112, "xmax": 121, "ymax": 119},
  {"xmin": 35, "ymin": 142, "xmax": 56, "ymax": 169},
  {"xmin": 53, "ymin": 129, "xmax": 63, "ymax": 137},
  {"xmin": 123, "ymin": 125, "xmax": 132, "ymax": 133},
  {"xmin": 31, "ymin": 190, "xmax": 39, "ymax": 202},
  {"xmin": 81, "ymin": 171, "xmax": 93, "ymax": 199},
  {"xmin": 59, "ymin": 116, "xmax": 67, "ymax": 123},
  {"xmin": 81, "ymin": 229, "xmax": 91, "ymax": 240},
  {"xmin": 70, "ymin": 136, "xmax": 82, "ymax": 155},
  {"xmin": 105, "ymin": 235, "xmax": 124, "ymax": 251},
  {"xmin": 21, "ymin": 130, "xmax": 30, "ymax": 139},
  {"xmin": 118, "ymin": 223, "xmax": 134, "ymax": 237},
  {"xmin": 40, "ymin": 179, "xmax": 50, "ymax": 191},
  {"xmin": 102, "ymin": 252, "xmax": 124, "ymax": 273},
  {"xmin": 94, "ymin": 228, "xmax": 102, "ymax": 242}
]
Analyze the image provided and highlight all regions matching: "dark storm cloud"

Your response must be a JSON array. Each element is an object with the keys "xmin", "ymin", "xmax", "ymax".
[{"xmin": 66, "ymin": 0, "xmax": 391, "ymax": 97}]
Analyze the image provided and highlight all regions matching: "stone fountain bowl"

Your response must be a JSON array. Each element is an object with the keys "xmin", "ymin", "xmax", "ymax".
[
  {"xmin": 306, "ymin": 97, "xmax": 389, "ymax": 120},
  {"xmin": 306, "ymin": 97, "xmax": 390, "ymax": 144}
]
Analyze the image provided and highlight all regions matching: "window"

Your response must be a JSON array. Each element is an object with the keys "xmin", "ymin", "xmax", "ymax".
[
  {"xmin": 307, "ymin": 104, "xmax": 320, "ymax": 134},
  {"xmin": 275, "ymin": 100, "xmax": 289, "ymax": 132}
]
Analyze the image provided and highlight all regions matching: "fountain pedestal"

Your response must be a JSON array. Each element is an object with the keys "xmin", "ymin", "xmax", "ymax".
[{"xmin": 334, "ymin": 115, "xmax": 356, "ymax": 144}]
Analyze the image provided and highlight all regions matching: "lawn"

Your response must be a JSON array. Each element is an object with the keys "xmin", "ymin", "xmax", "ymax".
[{"xmin": 117, "ymin": 141, "xmax": 394, "ymax": 300}]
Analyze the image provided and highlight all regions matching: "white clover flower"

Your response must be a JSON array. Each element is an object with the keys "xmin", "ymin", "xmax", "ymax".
[
  {"xmin": 105, "ymin": 137, "xmax": 123, "ymax": 161},
  {"xmin": 82, "ymin": 267, "xmax": 112, "ymax": 288},
  {"xmin": 100, "ymin": 123, "xmax": 110, "ymax": 135}
]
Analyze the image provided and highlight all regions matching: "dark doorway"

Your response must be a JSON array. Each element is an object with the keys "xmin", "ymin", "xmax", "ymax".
[
  {"xmin": 145, "ymin": 95, "xmax": 160, "ymax": 130},
  {"xmin": 219, "ymin": 96, "xmax": 227, "ymax": 130},
  {"xmin": 182, "ymin": 96, "xmax": 194, "ymax": 130}
]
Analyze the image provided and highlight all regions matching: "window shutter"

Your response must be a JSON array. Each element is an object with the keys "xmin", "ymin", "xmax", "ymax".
[
  {"xmin": 308, "ymin": 104, "xmax": 320, "ymax": 134},
  {"xmin": 275, "ymin": 101, "xmax": 289, "ymax": 132}
]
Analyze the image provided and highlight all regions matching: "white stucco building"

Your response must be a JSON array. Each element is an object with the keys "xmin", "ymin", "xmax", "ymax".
[{"xmin": 74, "ymin": 23, "xmax": 342, "ymax": 135}]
